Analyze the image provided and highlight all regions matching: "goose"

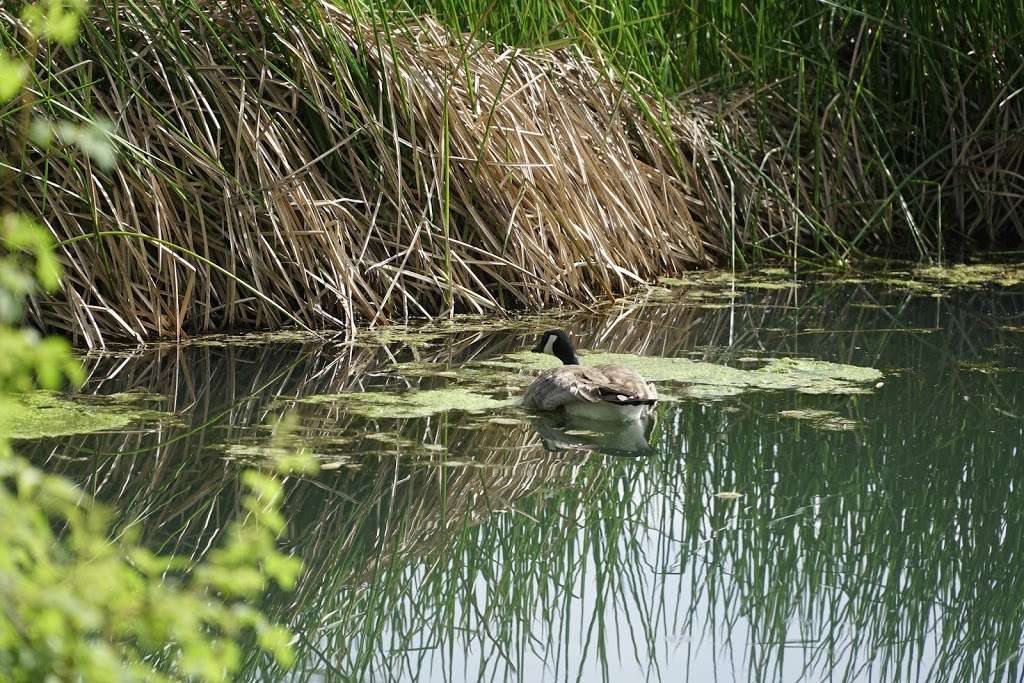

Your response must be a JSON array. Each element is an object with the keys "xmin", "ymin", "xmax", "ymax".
[{"xmin": 521, "ymin": 330, "xmax": 658, "ymax": 421}]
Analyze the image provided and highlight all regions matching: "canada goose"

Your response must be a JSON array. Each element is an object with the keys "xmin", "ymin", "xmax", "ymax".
[{"xmin": 522, "ymin": 330, "xmax": 658, "ymax": 421}]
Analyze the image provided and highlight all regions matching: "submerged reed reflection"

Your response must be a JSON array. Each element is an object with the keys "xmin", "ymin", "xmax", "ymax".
[{"xmin": 23, "ymin": 280, "xmax": 1024, "ymax": 682}]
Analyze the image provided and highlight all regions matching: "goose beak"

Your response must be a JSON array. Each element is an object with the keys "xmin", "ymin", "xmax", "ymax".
[{"xmin": 530, "ymin": 340, "xmax": 545, "ymax": 353}]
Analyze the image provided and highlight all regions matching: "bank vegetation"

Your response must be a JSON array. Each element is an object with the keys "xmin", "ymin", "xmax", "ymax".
[{"xmin": 2, "ymin": 0, "xmax": 1021, "ymax": 345}]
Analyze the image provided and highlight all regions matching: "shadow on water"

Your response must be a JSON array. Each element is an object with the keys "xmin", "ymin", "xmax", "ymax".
[{"xmin": 22, "ymin": 277, "xmax": 1024, "ymax": 682}]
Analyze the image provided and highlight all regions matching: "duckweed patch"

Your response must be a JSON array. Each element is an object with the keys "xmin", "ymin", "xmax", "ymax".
[
  {"xmin": 296, "ymin": 387, "xmax": 517, "ymax": 418},
  {"xmin": 356, "ymin": 327, "xmax": 448, "ymax": 347},
  {"xmin": 914, "ymin": 263, "xmax": 1024, "ymax": 288},
  {"xmin": 357, "ymin": 314, "xmax": 569, "ymax": 348},
  {"xmin": 105, "ymin": 390, "xmax": 166, "ymax": 404},
  {"xmin": 683, "ymin": 289, "xmax": 741, "ymax": 299},
  {"xmin": 481, "ymin": 352, "xmax": 883, "ymax": 397},
  {"xmin": 957, "ymin": 360, "xmax": 1017, "ymax": 374},
  {"xmin": 170, "ymin": 330, "xmax": 325, "ymax": 348},
  {"xmin": 391, "ymin": 362, "xmax": 533, "ymax": 389},
  {"xmin": 657, "ymin": 271, "xmax": 797, "ymax": 291},
  {"xmin": 0, "ymin": 391, "xmax": 170, "ymax": 440}
]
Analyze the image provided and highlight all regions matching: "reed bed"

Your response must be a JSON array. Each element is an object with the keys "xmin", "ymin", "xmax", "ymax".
[
  {"xmin": 0, "ymin": 0, "xmax": 747, "ymax": 347},
  {"xmin": 3, "ymin": 0, "xmax": 1022, "ymax": 345}
]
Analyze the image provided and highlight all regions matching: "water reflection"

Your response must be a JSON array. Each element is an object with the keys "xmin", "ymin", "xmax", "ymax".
[
  {"xmin": 532, "ymin": 413, "xmax": 657, "ymax": 457},
  {"xmin": 23, "ymin": 278, "xmax": 1024, "ymax": 682}
]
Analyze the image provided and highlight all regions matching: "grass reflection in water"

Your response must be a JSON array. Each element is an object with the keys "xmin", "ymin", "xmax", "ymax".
[{"xmin": 24, "ymin": 277, "xmax": 1024, "ymax": 682}]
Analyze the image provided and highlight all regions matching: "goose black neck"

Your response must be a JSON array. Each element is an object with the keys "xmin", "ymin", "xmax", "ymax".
[{"xmin": 555, "ymin": 340, "xmax": 580, "ymax": 366}]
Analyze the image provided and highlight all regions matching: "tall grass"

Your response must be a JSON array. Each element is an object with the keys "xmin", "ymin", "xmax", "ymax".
[
  {"xmin": 417, "ymin": 0, "xmax": 1024, "ymax": 257},
  {"xmin": 2, "ymin": 0, "xmax": 1022, "ymax": 343},
  {"xmin": 1, "ymin": 0, "xmax": 733, "ymax": 346}
]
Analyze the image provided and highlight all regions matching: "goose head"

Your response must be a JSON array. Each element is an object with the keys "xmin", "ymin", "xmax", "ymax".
[{"xmin": 531, "ymin": 329, "xmax": 580, "ymax": 365}]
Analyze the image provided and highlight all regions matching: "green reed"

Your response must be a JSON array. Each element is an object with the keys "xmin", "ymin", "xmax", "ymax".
[{"xmin": 401, "ymin": 0, "xmax": 1024, "ymax": 259}]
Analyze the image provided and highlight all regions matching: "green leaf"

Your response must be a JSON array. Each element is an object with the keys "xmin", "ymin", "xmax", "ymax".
[
  {"xmin": 0, "ymin": 55, "xmax": 28, "ymax": 103},
  {"xmin": 56, "ymin": 119, "xmax": 118, "ymax": 171}
]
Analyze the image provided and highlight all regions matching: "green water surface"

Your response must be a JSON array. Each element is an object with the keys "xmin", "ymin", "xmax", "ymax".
[{"xmin": 15, "ymin": 271, "xmax": 1024, "ymax": 683}]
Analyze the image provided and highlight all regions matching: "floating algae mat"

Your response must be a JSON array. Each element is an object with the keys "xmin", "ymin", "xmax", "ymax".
[
  {"xmin": 479, "ymin": 352, "xmax": 883, "ymax": 399},
  {"xmin": 658, "ymin": 272, "xmax": 798, "ymax": 290},
  {"xmin": 913, "ymin": 263, "xmax": 1024, "ymax": 288},
  {"xmin": 298, "ymin": 350, "xmax": 886, "ymax": 415},
  {"xmin": 295, "ymin": 386, "xmax": 517, "ymax": 419},
  {"xmin": 655, "ymin": 263, "xmax": 1024, "ymax": 297},
  {"xmin": 0, "ymin": 391, "xmax": 171, "ymax": 440}
]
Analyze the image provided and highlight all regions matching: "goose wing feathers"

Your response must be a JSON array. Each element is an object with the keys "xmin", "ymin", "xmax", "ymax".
[{"xmin": 523, "ymin": 364, "xmax": 657, "ymax": 411}]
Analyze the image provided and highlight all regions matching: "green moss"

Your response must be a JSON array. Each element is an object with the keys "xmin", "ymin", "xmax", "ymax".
[
  {"xmin": 219, "ymin": 443, "xmax": 359, "ymax": 471},
  {"xmin": 0, "ymin": 391, "xmax": 168, "ymax": 440},
  {"xmin": 734, "ymin": 281, "xmax": 798, "ymax": 290},
  {"xmin": 683, "ymin": 289, "xmax": 741, "ymax": 299},
  {"xmin": 356, "ymin": 314, "xmax": 569, "ymax": 348},
  {"xmin": 756, "ymin": 358, "xmax": 882, "ymax": 393}
]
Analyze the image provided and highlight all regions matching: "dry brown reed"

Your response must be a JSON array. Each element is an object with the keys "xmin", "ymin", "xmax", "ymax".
[{"xmin": 4, "ymin": 1, "xmax": 790, "ymax": 347}]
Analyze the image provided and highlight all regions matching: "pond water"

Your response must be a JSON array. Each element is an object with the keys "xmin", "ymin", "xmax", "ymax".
[{"xmin": 14, "ymin": 269, "xmax": 1024, "ymax": 682}]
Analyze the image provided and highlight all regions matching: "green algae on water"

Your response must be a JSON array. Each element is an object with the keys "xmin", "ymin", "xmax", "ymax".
[
  {"xmin": 144, "ymin": 330, "xmax": 325, "ymax": 350},
  {"xmin": 481, "ymin": 351, "xmax": 882, "ymax": 397},
  {"xmin": 658, "ymin": 271, "xmax": 797, "ymax": 291},
  {"xmin": 105, "ymin": 390, "xmax": 166, "ymax": 404},
  {"xmin": 297, "ymin": 387, "xmax": 517, "ymax": 418},
  {"xmin": 957, "ymin": 360, "xmax": 1018, "ymax": 374},
  {"xmin": 356, "ymin": 314, "xmax": 570, "ymax": 349},
  {"xmin": 219, "ymin": 443, "xmax": 355, "ymax": 472},
  {"xmin": 0, "ymin": 391, "xmax": 168, "ymax": 440},
  {"xmin": 914, "ymin": 263, "xmax": 1024, "ymax": 288},
  {"xmin": 777, "ymin": 409, "xmax": 859, "ymax": 431}
]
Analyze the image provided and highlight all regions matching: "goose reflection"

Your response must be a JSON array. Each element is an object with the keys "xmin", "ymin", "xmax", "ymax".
[{"xmin": 530, "ymin": 412, "xmax": 657, "ymax": 458}]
